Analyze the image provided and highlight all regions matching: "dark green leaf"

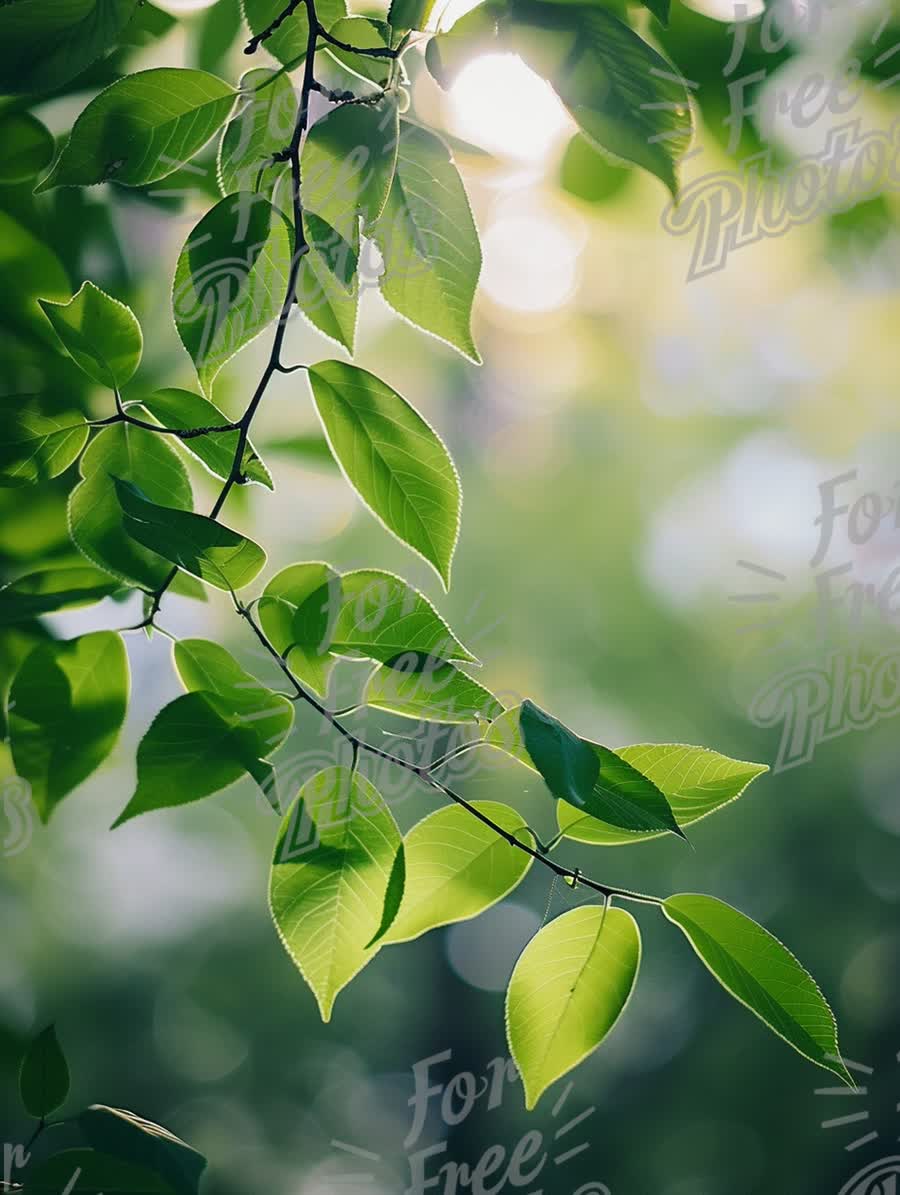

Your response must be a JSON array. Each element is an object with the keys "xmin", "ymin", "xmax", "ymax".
[
  {"xmin": 37, "ymin": 69, "xmax": 238, "ymax": 191},
  {"xmin": 365, "ymin": 843, "xmax": 405, "ymax": 948},
  {"xmin": 23, "ymin": 1149, "xmax": 174, "ymax": 1194},
  {"xmin": 366, "ymin": 654, "xmax": 502, "ymax": 723},
  {"xmin": 115, "ymin": 479, "xmax": 266, "ymax": 591},
  {"xmin": 308, "ymin": 361, "xmax": 461, "ymax": 588},
  {"xmin": 9, "ymin": 632, "xmax": 129, "ymax": 821},
  {"xmin": 172, "ymin": 193, "xmax": 292, "ymax": 396},
  {"xmin": 0, "ymin": 114, "xmax": 55, "ymax": 183},
  {"xmin": 519, "ymin": 699, "xmax": 599, "ymax": 806},
  {"xmin": 78, "ymin": 1107, "xmax": 206, "ymax": 1195},
  {"xmin": 0, "ymin": 403, "xmax": 88, "ymax": 488},
  {"xmin": 388, "ymin": 0, "xmax": 439, "ymax": 36},
  {"xmin": 259, "ymin": 562, "xmax": 342, "ymax": 696},
  {"xmin": 0, "ymin": 567, "xmax": 119, "ymax": 625},
  {"xmin": 217, "ymin": 68, "xmax": 297, "ymax": 197},
  {"xmin": 39, "ymin": 281, "xmax": 142, "ymax": 388},
  {"xmin": 19, "ymin": 1025, "xmax": 70, "ymax": 1119}
]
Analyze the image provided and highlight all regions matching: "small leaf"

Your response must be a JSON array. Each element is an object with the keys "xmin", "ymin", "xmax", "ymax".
[
  {"xmin": 0, "ymin": 114, "xmax": 55, "ymax": 183},
  {"xmin": 217, "ymin": 68, "xmax": 297, "ymax": 197},
  {"xmin": 19, "ymin": 1025, "xmax": 70, "ymax": 1119},
  {"xmin": 308, "ymin": 361, "xmax": 461, "ymax": 588},
  {"xmin": 559, "ymin": 744, "xmax": 769, "ymax": 846},
  {"xmin": 137, "ymin": 389, "xmax": 272, "ymax": 489},
  {"xmin": 115, "ymin": 478, "xmax": 265, "ymax": 591},
  {"xmin": 242, "ymin": 0, "xmax": 346, "ymax": 67},
  {"xmin": 506, "ymin": 906, "xmax": 641, "ymax": 1109},
  {"xmin": 366, "ymin": 843, "xmax": 405, "ymax": 948},
  {"xmin": 78, "ymin": 1106, "xmax": 206, "ymax": 1195},
  {"xmin": 69, "ymin": 424, "xmax": 193, "ymax": 590},
  {"xmin": 370, "ymin": 122, "xmax": 482, "ymax": 362},
  {"xmin": 0, "ymin": 403, "xmax": 88, "ymax": 488},
  {"xmin": 519, "ymin": 699, "xmax": 599, "ymax": 807},
  {"xmin": 389, "ymin": 0, "xmax": 439, "ymax": 36},
  {"xmin": 663, "ymin": 894, "xmax": 854, "ymax": 1086},
  {"xmin": 296, "ymin": 222, "xmax": 359, "ymax": 352},
  {"xmin": 23, "ymin": 1149, "xmax": 174, "ymax": 1194},
  {"xmin": 259, "ymin": 562, "xmax": 341, "ymax": 697},
  {"xmin": 382, "ymin": 801, "xmax": 533, "ymax": 944},
  {"xmin": 0, "ymin": 567, "xmax": 119, "ymax": 625},
  {"xmin": 39, "ymin": 281, "xmax": 142, "ymax": 388},
  {"xmin": 37, "ymin": 69, "xmax": 237, "ymax": 191},
  {"xmin": 172, "ymin": 193, "xmax": 292, "ymax": 397},
  {"xmin": 366, "ymin": 654, "xmax": 502, "ymax": 723},
  {"xmin": 9, "ymin": 632, "xmax": 129, "ymax": 822},
  {"xmin": 326, "ymin": 16, "xmax": 393, "ymax": 85},
  {"xmin": 270, "ymin": 766, "xmax": 402, "ymax": 1021}
]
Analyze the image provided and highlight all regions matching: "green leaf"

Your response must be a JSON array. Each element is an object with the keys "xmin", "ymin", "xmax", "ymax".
[
  {"xmin": 382, "ymin": 801, "xmax": 534, "ymax": 944},
  {"xmin": 23, "ymin": 1149, "xmax": 174, "ymax": 1194},
  {"xmin": 9, "ymin": 631, "xmax": 129, "ymax": 822},
  {"xmin": 174, "ymin": 637, "xmax": 292, "ymax": 745},
  {"xmin": 511, "ymin": 6, "xmax": 692, "ymax": 197},
  {"xmin": 641, "ymin": 0, "xmax": 670, "ymax": 24},
  {"xmin": 366, "ymin": 842, "xmax": 405, "ymax": 948},
  {"xmin": 270, "ymin": 766, "xmax": 402, "ymax": 1021},
  {"xmin": 114, "ymin": 479, "xmax": 266, "ymax": 591},
  {"xmin": 296, "ymin": 221, "xmax": 360, "ymax": 352},
  {"xmin": 78, "ymin": 1106, "xmax": 206, "ymax": 1195},
  {"xmin": 370, "ymin": 122, "xmax": 482, "ymax": 362},
  {"xmin": 326, "ymin": 16, "xmax": 393, "ymax": 85},
  {"xmin": 366, "ymin": 655, "xmax": 502, "ymax": 723},
  {"xmin": 39, "ymin": 281, "xmax": 142, "ymax": 388},
  {"xmin": 137, "ymin": 389, "xmax": 272, "ymax": 489},
  {"xmin": 330, "ymin": 569, "xmax": 475, "ymax": 663},
  {"xmin": 241, "ymin": 0, "xmax": 346, "ymax": 66},
  {"xmin": 0, "ymin": 0, "xmax": 139, "ymax": 96},
  {"xmin": 37, "ymin": 69, "xmax": 238, "ymax": 191},
  {"xmin": 259, "ymin": 562, "xmax": 342, "ymax": 697},
  {"xmin": 19, "ymin": 1025, "xmax": 70, "ymax": 1119},
  {"xmin": 0, "ymin": 114, "xmax": 55, "ymax": 183},
  {"xmin": 308, "ymin": 361, "xmax": 461, "ymax": 588},
  {"xmin": 0, "ymin": 567, "xmax": 119, "ymax": 625},
  {"xmin": 559, "ymin": 745, "xmax": 769, "ymax": 846},
  {"xmin": 560, "ymin": 132, "xmax": 633, "ymax": 206},
  {"xmin": 0, "ymin": 404, "xmax": 88, "ymax": 488},
  {"xmin": 172, "ymin": 193, "xmax": 292, "ymax": 397},
  {"xmin": 217, "ymin": 68, "xmax": 297, "ymax": 197},
  {"xmin": 69, "ymin": 424, "xmax": 193, "ymax": 589},
  {"xmin": 506, "ymin": 906, "xmax": 641, "ymax": 1109},
  {"xmin": 486, "ymin": 704, "xmax": 684, "ymax": 839},
  {"xmin": 519, "ymin": 699, "xmax": 599, "ymax": 807},
  {"xmin": 663, "ymin": 894, "xmax": 854, "ymax": 1086},
  {"xmin": 424, "ymin": 6, "xmax": 503, "ymax": 89},
  {"xmin": 303, "ymin": 99, "xmax": 399, "ymax": 243},
  {"xmin": 388, "ymin": 0, "xmax": 438, "ymax": 36}
]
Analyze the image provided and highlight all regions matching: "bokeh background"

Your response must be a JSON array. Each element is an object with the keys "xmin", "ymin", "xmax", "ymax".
[{"xmin": 3, "ymin": 0, "xmax": 900, "ymax": 1191}]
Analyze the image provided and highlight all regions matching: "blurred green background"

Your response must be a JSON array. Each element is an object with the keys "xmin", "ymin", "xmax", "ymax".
[{"xmin": 3, "ymin": 0, "xmax": 900, "ymax": 1192}]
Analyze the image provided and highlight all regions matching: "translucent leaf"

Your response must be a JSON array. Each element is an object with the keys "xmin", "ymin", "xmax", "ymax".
[
  {"xmin": 37, "ymin": 69, "xmax": 237, "ymax": 191},
  {"xmin": 259, "ymin": 562, "xmax": 341, "ymax": 696},
  {"xmin": 217, "ymin": 68, "xmax": 297, "ymax": 198},
  {"xmin": 663, "ymin": 894, "xmax": 854, "ymax": 1086},
  {"xmin": 366, "ymin": 654, "xmax": 502, "ymax": 723},
  {"xmin": 389, "ymin": 0, "xmax": 439, "ymax": 36},
  {"xmin": 424, "ymin": 6, "xmax": 503, "ymax": 89},
  {"xmin": 382, "ymin": 801, "xmax": 533, "ymax": 944},
  {"xmin": 308, "ymin": 360, "xmax": 461, "ymax": 588},
  {"xmin": 19, "ymin": 1025, "xmax": 70, "ymax": 1119},
  {"xmin": 270, "ymin": 766, "xmax": 402, "ymax": 1021},
  {"xmin": 241, "ymin": 0, "xmax": 346, "ymax": 65},
  {"xmin": 39, "ymin": 281, "xmax": 142, "ymax": 388},
  {"xmin": 506, "ymin": 906, "xmax": 641, "ymax": 1109},
  {"xmin": 0, "ymin": 404, "xmax": 88, "ymax": 488},
  {"xmin": 326, "ymin": 16, "xmax": 393, "ymax": 85}
]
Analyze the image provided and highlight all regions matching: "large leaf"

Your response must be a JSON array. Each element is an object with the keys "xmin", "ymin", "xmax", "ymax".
[
  {"xmin": 511, "ymin": 6, "xmax": 692, "ymax": 197},
  {"xmin": 172, "ymin": 193, "xmax": 292, "ymax": 396},
  {"xmin": 663, "ymin": 894, "xmax": 854, "ymax": 1086},
  {"xmin": 115, "ymin": 479, "xmax": 266, "ymax": 591},
  {"xmin": 370, "ymin": 122, "xmax": 481, "ymax": 362},
  {"xmin": 8, "ymin": 631, "xmax": 129, "ymax": 822},
  {"xmin": 0, "ymin": 404, "xmax": 88, "ymax": 488},
  {"xmin": 69, "ymin": 424, "xmax": 193, "ymax": 589},
  {"xmin": 217, "ymin": 68, "xmax": 297, "ymax": 197},
  {"xmin": 0, "ymin": 113, "xmax": 55, "ymax": 183},
  {"xmin": 242, "ymin": 0, "xmax": 346, "ymax": 66},
  {"xmin": 0, "ymin": 0, "xmax": 139, "ymax": 95},
  {"xmin": 23, "ymin": 1149, "xmax": 173, "ymax": 1194},
  {"xmin": 366, "ymin": 655, "xmax": 502, "ymax": 723},
  {"xmin": 270, "ymin": 766, "xmax": 402, "ymax": 1021},
  {"xmin": 19, "ymin": 1025, "xmax": 70, "ymax": 1119},
  {"xmin": 38, "ymin": 69, "xmax": 237, "ymax": 191},
  {"xmin": 0, "ymin": 566, "xmax": 119, "ymax": 625},
  {"xmin": 382, "ymin": 801, "xmax": 533, "ymax": 944},
  {"xmin": 114, "ymin": 642, "xmax": 292, "ymax": 825},
  {"xmin": 259, "ymin": 562, "xmax": 342, "ymax": 697},
  {"xmin": 308, "ymin": 361, "xmax": 461, "ymax": 588},
  {"xmin": 330, "ymin": 569, "xmax": 475, "ymax": 663},
  {"xmin": 559, "ymin": 744, "xmax": 769, "ymax": 846},
  {"xmin": 486, "ymin": 704, "xmax": 683, "ymax": 839},
  {"xmin": 507, "ymin": 906, "xmax": 641, "ymax": 1109},
  {"xmin": 78, "ymin": 1106, "xmax": 206, "ymax": 1195},
  {"xmin": 137, "ymin": 389, "xmax": 272, "ymax": 489},
  {"xmin": 39, "ymin": 281, "xmax": 142, "ymax": 388}
]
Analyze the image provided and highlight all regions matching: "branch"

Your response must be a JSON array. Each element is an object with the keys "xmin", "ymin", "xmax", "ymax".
[
  {"xmin": 316, "ymin": 24, "xmax": 400, "ymax": 58},
  {"xmin": 89, "ymin": 412, "xmax": 240, "ymax": 439}
]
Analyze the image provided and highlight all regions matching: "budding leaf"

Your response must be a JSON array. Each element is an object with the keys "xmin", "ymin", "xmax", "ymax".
[
  {"xmin": 39, "ymin": 281, "xmax": 142, "ymax": 388},
  {"xmin": 308, "ymin": 361, "xmax": 461, "ymax": 589},
  {"xmin": 218, "ymin": 68, "xmax": 297, "ymax": 198},
  {"xmin": 366, "ymin": 843, "xmax": 406, "ymax": 948},
  {"xmin": 663, "ymin": 894, "xmax": 854, "ymax": 1086},
  {"xmin": 326, "ymin": 16, "xmax": 393, "ymax": 85},
  {"xmin": 382, "ymin": 801, "xmax": 534, "ymax": 945},
  {"xmin": 19, "ymin": 1025, "xmax": 70, "ymax": 1119},
  {"xmin": 507, "ymin": 906, "xmax": 641, "ymax": 1109}
]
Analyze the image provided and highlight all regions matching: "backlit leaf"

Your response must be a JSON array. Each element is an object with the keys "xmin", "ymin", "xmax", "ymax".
[
  {"xmin": 217, "ymin": 68, "xmax": 297, "ymax": 197},
  {"xmin": 0, "ymin": 404, "xmax": 88, "ymax": 488},
  {"xmin": 0, "ymin": 567, "xmax": 119, "ymax": 625},
  {"xmin": 39, "ymin": 281, "xmax": 142, "ymax": 388},
  {"xmin": 259, "ymin": 562, "xmax": 342, "ymax": 696},
  {"xmin": 242, "ymin": 0, "xmax": 346, "ymax": 66},
  {"xmin": 365, "ymin": 655, "xmax": 502, "ymax": 723}
]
